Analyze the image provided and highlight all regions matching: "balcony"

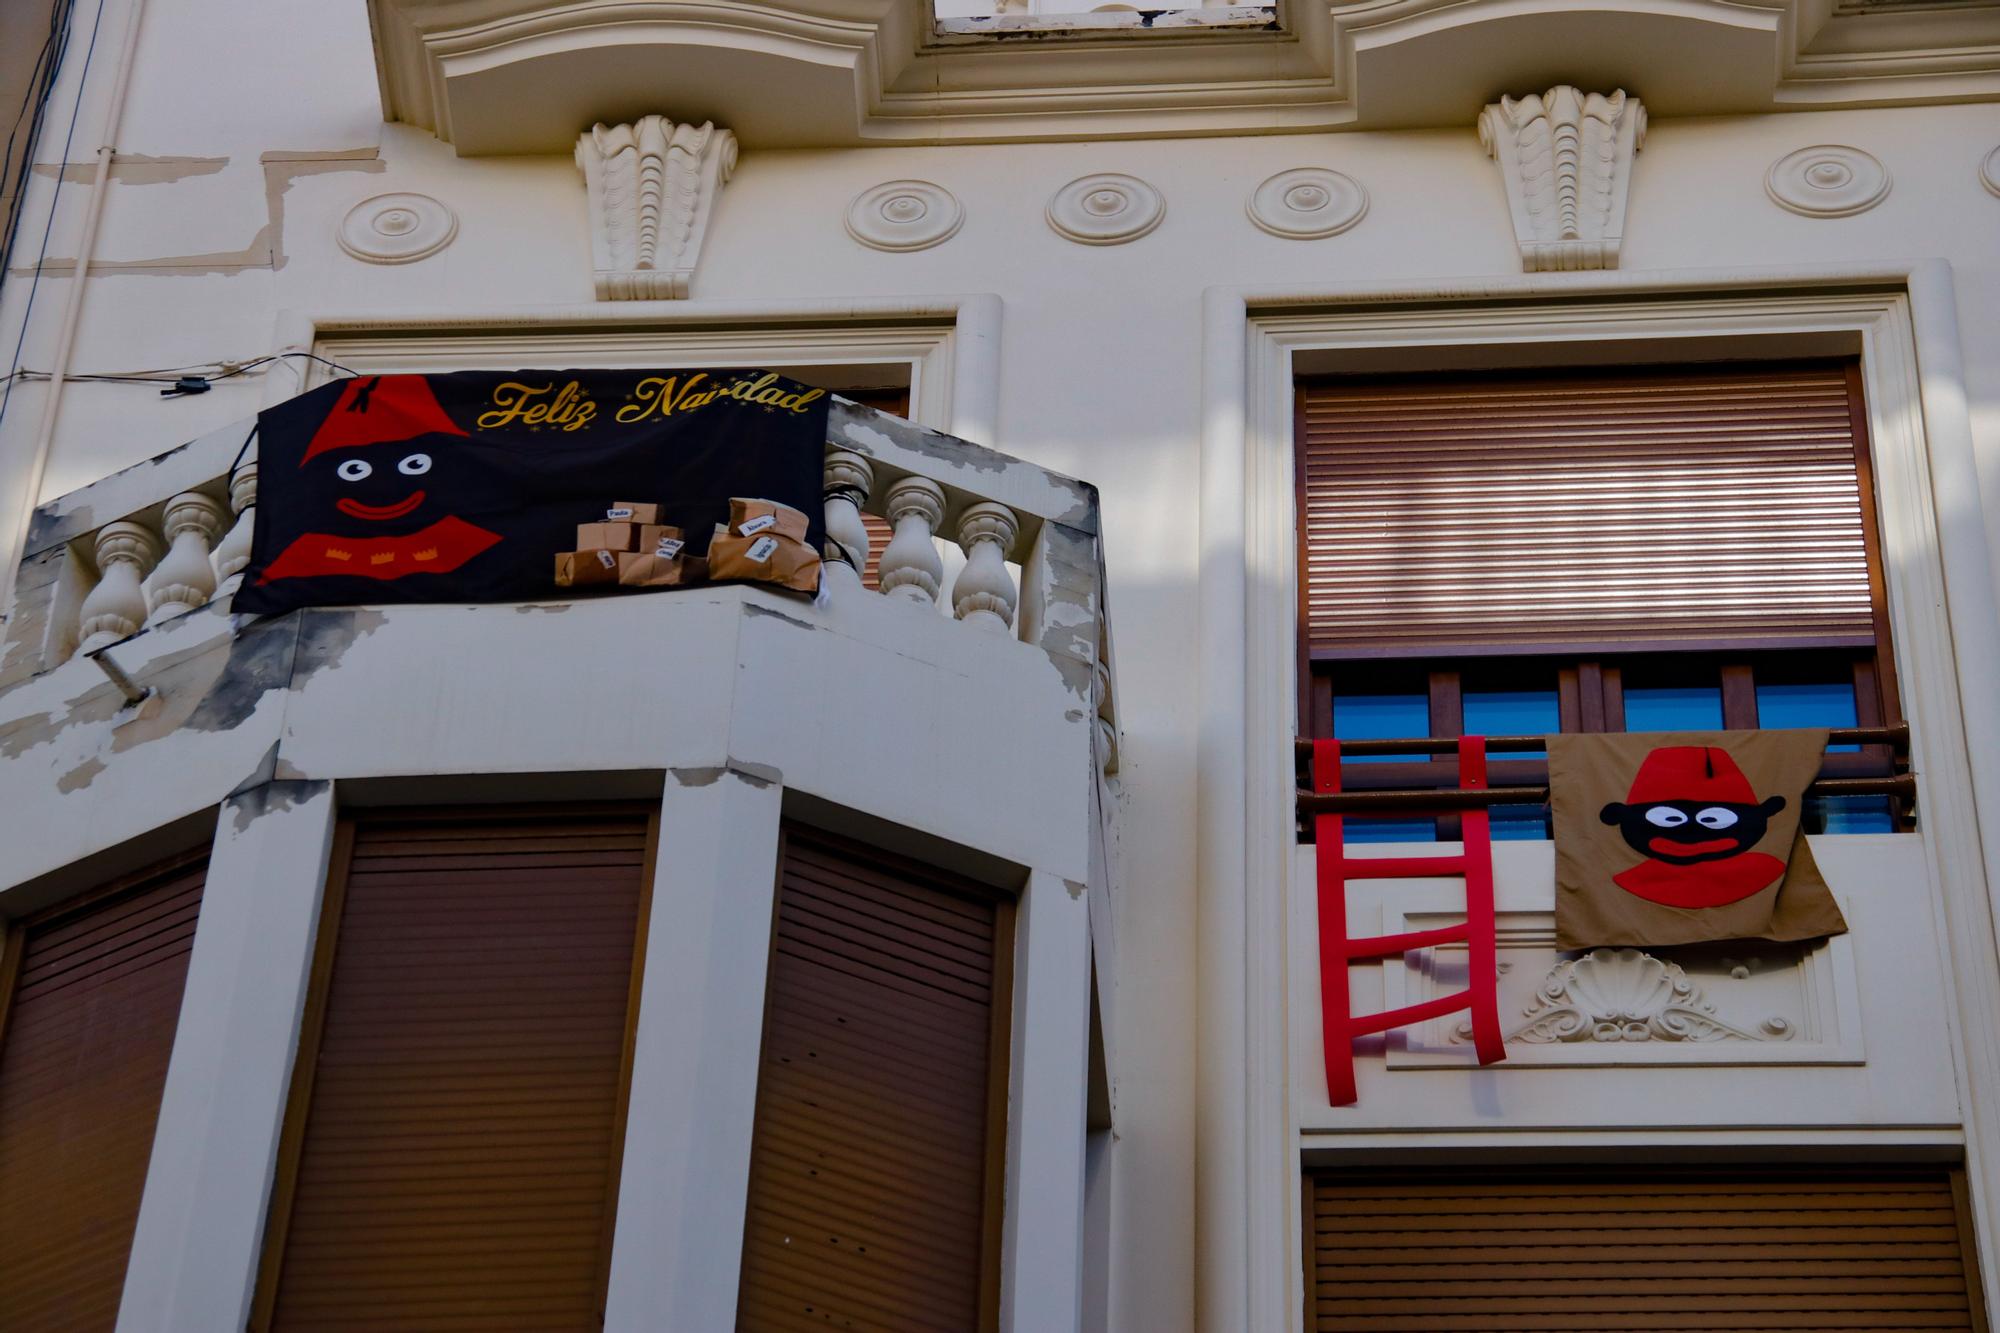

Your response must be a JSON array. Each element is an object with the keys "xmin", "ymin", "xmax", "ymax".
[
  {"xmin": 1287, "ymin": 726, "xmax": 1955, "ymax": 1137},
  {"xmin": 0, "ymin": 396, "xmax": 1119, "ymax": 904}
]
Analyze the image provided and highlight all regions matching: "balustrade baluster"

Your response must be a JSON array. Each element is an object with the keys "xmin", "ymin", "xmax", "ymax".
[
  {"xmin": 76, "ymin": 522, "xmax": 164, "ymax": 654},
  {"xmin": 950, "ymin": 501, "xmax": 1019, "ymax": 634},
  {"xmin": 822, "ymin": 450, "xmax": 873, "ymax": 595},
  {"xmin": 877, "ymin": 476, "xmax": 946, "ymax": 605},
  {"xmin": 146, "ymin": 492, "xmax": 230, "ymax": 624},
  {"xmin": 211, "ymin": 460, "xmax": 258, "ymax": 594}
]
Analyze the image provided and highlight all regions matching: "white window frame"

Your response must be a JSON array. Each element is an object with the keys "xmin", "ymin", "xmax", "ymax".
[{"xmin": 1193, "ymin": 262, "xmax": 2000, "ymax": 1333}]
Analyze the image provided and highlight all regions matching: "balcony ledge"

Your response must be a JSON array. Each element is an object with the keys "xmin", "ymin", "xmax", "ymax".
[{"xmin": 367, "ymin": 0, "xmax": 2000, "ymax": 150}]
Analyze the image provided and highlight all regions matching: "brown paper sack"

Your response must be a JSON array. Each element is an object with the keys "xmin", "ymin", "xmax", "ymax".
[
  {"xmin": 575, "ymin": 521, "xmax": 638, "ymax": 553},
  {"xmin": 708, "ymin": 531, "xmax": 820, "ymax": 593},
  {"xmin": 616, "ymin": 552, "xmax": 685, "ymax": 588},
  {"xmin": 554, "ymin": 549, "xmax": 620, "ymax": 588},
  {"xmin": 726, "ymin": 497, "xmax": 811, "ymax": 544},
  {"xmin": 1548, "ymin": 730, "xmax": 1848, "ymax": 950}
]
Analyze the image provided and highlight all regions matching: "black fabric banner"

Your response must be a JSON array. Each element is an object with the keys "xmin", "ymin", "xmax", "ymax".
[{"xmin": 232, "ymin": 368, "xmax": 830, "ymax": 616}]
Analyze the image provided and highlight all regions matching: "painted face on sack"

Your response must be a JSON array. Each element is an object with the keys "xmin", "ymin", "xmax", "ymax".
[
  {"xmin": 1598, "ymin": 795, "xmax": 1785, "ymax": 865},
  {"xmin": 323, "ymin": 446, "xmax": 442, "ymax": 533}
]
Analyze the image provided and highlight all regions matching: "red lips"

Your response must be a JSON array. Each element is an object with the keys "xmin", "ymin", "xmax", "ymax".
[
  {"xmin": 336, "ymin": 491, "xmax": 426, "ymax": 521},
  {"xmin": 1649, "ymin": 836, "xmax": 1739, "ymax": 857}
]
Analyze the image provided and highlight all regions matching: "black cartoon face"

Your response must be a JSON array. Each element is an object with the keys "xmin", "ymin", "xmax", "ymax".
[
  {"xmin": 324, "ymin": 445, "xmax": 444, "ymax": 532},
  {"xmin": 1600, "ymin": 795, "xmax": 1786, "ymax": 865}
]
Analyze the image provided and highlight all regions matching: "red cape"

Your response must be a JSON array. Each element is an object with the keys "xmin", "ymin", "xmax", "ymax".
[
  {"xmin": 1612, "ymin": 851, "xmax": 1787, "ymax": 909},
  {"xmin": 258, "ymin": 515, "xmax": 501, "ymax": 583}
]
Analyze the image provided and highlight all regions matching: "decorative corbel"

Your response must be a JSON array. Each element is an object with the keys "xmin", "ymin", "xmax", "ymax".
[
  {"xmin": 575, "ymin": 116, "xmax": 739, "ymax": 300},
  {"xmin": 1478, "ymin": 86, "xmax": 1645, "ymax": 272}
]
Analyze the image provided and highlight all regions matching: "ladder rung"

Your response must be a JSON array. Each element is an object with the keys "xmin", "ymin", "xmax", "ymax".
[
  {"xmin": 1346, "ymin": 991, "xmax": 1474, "ymax": 1037},
  {"xmin": 1333, "ymin": 855, "xmax": 1467, "ymax": 880},
  {"xmin": 1340, "ymin": 924, "xmax": 1472, "ymax": 960}
]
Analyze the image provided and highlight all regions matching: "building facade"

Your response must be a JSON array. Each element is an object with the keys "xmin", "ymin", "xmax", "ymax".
[{"xmin": 1, "ymin": 0, "xmax": 1999, "ymax": 1328}]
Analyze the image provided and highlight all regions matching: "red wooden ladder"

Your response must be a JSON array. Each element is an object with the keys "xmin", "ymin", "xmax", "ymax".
[{"xmin": 1310, "ymin": 735, "xmax": 1506, "ymax": 1106}]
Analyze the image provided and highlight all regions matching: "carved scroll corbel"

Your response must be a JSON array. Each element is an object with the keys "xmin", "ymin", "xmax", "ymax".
[
  {"xmin": 1478, "ymin": 86, "xmax": 1645, "ymax": 272},
  {"xmin": 575, "ymin": 116, "xmax": 739, "ymax": 300}
]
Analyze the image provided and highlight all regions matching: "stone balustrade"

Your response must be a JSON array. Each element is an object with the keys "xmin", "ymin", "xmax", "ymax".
[{"xmin": 2, "ymin": 396, "xmax": 1118, "ymax": 769}]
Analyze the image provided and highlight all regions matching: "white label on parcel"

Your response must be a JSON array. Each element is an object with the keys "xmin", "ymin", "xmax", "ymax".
[
  {"xmin": 606, "ymin": 506, "xmax": 635, "ymax": 520},
  {"xmin": 746, "ymin": 535, "xmax": 779, "ymax": 563},
  {"xmin": 596, "ymin": 550, "xmax": 617, "ymax": 569},
  {"xmin": 738, "ymin": 514, "xmax": 778, "ymax": 537},
  {"xmin": 655, "ymin": 538, "xmax": 685, "ymax": 559}
]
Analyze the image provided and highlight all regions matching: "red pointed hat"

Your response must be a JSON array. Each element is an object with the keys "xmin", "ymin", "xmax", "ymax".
[
  {"xmin": 1624, "ymin": 746, "xmax": 1759, "ymax": 806},
  {"xmin": 300, "ymin": 375, "xmax": 468, "ymax": 464}
]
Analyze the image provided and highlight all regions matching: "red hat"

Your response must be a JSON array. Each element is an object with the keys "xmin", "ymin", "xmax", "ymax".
[
  {"xmin": 300, "ymin": 375, "xmax": 467, "ymax": 464},
  {"xmin": 1623, "ymin": 746, "xmax": 1758, "ymax": 806}
]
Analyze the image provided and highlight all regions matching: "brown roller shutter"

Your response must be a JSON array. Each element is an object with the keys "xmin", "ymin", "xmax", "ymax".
[
  {"xmin": 1297, "ymin": 362, "xmax": 1884, "ymax": 659},
  {"xmin": 0, "ymin": 849, "xmax": 208, "ymax": 1333},
  {"xmin": 253, "ymin": 805, "xmax": 655, "ymax": 1333},
  {"xmin": 738, "ymin": 826, "xmax": 1011, "ymax": 1333},
  {"xmin": 1305, "ymin": 1167, "xmax": 1990, "ymax": 1331}
]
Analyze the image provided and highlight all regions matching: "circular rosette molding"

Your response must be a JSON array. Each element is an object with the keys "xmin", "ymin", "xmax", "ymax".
[
  {"xmin": 1764, "ymin": 146, "xmax": 1891, "ymax": 218},
  {"xmin": 1983, "ymin": 146, "xmax": 2000, "ymax": 200},
  {"xmin": 1247, "ymin": 168, "xmax": 1368, "ymax": 240},
  {"xmin": 845, "ymin": 180, "xmax": 964, "ymax": 252},
  {"xmin": 337, "ymin": 192, "xmax": 458, "ymax": 264},
  {"xmin": 1046, "ymin": 173, "xmax": 1165, "ymax": 246}
]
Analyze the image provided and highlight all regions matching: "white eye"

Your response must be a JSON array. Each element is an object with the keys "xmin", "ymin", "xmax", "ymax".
[
  {"xmin": 1644, "ymin": 807, "xmax": 1689, "ymax": 828},
  {"xmin": 1696, "ymin": 807, "xmax": 1739, "ymax": 829},
  {"xmin": 398, "ymin": 453, "xmax": 432, "ymax": 476},
  {"xmin": 336, "ymin": 459, "xmax": 372, "ymax": 481}
]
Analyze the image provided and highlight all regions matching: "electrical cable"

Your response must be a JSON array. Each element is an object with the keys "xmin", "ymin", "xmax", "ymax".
[
  {"xmin": 0, "ymin": 0, "xmax": 77, "ymax": 280},
  {"xmin": 0, "ymin": 0, "xmax": 104, "ymax": 453}
]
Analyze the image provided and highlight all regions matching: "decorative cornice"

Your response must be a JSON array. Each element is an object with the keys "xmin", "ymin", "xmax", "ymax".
[
  {"xmin": 1765, "ymin": 144, "xmax": 1891, "ymax": 217},
  {"xmin": 337, "ymin": 192, "xmax": 458, "ymax": 265},
  {"xmin": 1246, "ymin": 167, "xmax": 1367, "ymax": 239},
  {"xmin": 845, "ymin": 180, "xmax": 964, "ymax": 251},
  {"xmin": 1468, "ymin": 948, "xmax": 1793, "ymax": 1044},
  {"xmin": 1479, "ymin": 86, "xmax": 1645, "ymax": 272},
  {"xmin": 1046, "ymin": 173, "xmax": 1165, "ymax": 246},
  {"xmin": 575, "ymin": 117, "xmax": 738, "ymax": 300}
]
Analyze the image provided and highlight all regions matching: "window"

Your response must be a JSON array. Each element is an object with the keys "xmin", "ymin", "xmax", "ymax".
[
  {"xmin": 1297, "ymin": 361, "xmax": 1903, "ymax": 838},
  {"xmin": 738, "ymin": 825, "xmax": 1011, "ymax": 1332},
  {"xmin": 1303, "ymin": 1165, "xmax": 1988, "ymax": 1330},
  {"xmin": 251, "ymin": 805, "xmax": 656, "ymax": 1332},
  {"xmin": 0, "ymin": 849, "xmax": 207, "ymax": 1330}
]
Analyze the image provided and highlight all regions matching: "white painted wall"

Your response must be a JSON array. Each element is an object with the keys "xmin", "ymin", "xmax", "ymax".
[{"xmin": 2, "ymin": 3, "xmax": 1998, "ymax": 1330}]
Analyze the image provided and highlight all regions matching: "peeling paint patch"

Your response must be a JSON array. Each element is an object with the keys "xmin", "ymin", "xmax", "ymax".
[
  {"xmin": 0, "ymin": 712, "xmax": 56, "ymax": 760},
  {"xmin": 742, "ymin": 602, "xmax": 817, "ymax": 631},
  {"xmin": 513, "ymin": 603, "xmax": 572, "ymax": 614},
  {"xmin": 34, "ymin": 155, "xmax": 229, "ymax": 185},
  {"xmin": 56, "ymin": 756, "xmax": 106, "ymax": 793},
  {"xmin": 728, "ymin": 758, "xmax": 783, "ymax": 788},
  {"xmin": 286, "ymin": 609, "xmax": 387, "ymax": 690},
  {"xmin": 229, "ymin": 741, "xmax": 283, "ymax": 797},
  {"xmin": 670, "ymin": 765, "xmax": 725, "ymax": 787},
  {"xmin": 670, "ymin": 759, "xmax": 781, "ymax": 789},
  {"xmin": 229, "ymin": 778, "xmax": 329, "ymax": 833},
  {"xmin": 20, "ymin": 150, "xmax": 384, "ymax": 277},
  {"xmin": 1065, "ymin": 877, "xmax": 1087, "ymax": 900}
]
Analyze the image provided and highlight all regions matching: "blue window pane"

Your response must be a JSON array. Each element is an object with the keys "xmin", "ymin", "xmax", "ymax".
[
  {"xmin": 1465, "ymin": 690, "xmax": 1559, "ymax": 757},
  {"xmin": 1333, "ymin": 693, "xmax": 1428, "ymax": 763},
  {"xmin": 1808, "ymin": 795, "xmax": 1895, "ymax": 834},
  {"xmin": 1625, "ymin": 686, "xmax": 1722, "ymax": 732},
  {"xmin": 1489, "ymin": 804, "xmax": 1551, "ymax": 841},
  {"xmin": 1339, "ymin": 817, "xmax": 1439, "ymax": 844},
  {"xmin": 1758, "ymin": 681, "xmax": 1861, "ymax": 752}
]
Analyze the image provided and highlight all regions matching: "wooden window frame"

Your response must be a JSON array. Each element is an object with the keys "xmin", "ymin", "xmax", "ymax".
[
  {"xmin": 741, "ymin": 823, "xmax": 1016, "ymax": 1333},
  {"xmin": 247, "ymin": 802, "xmax": 661, "ymax": 1332}
]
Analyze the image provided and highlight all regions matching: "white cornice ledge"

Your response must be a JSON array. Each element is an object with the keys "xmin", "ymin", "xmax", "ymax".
[{"xmin": 1480, "ymin": 86, "xmax": 1645, "ymax": 273}]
